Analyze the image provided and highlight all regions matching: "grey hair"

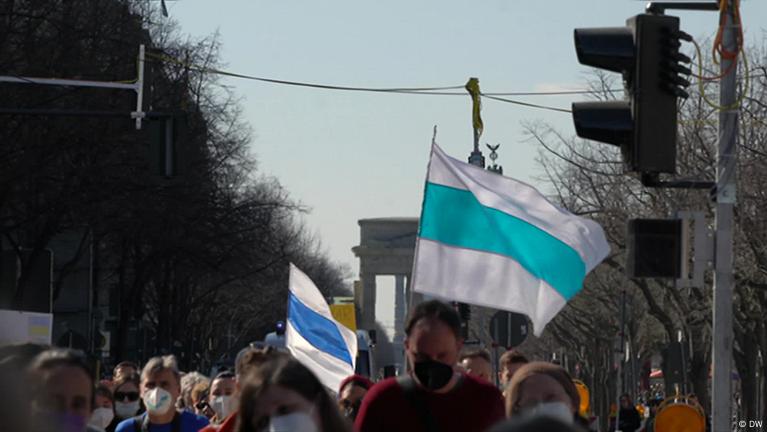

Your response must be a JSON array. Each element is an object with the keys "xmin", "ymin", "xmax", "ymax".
[
  {"xmin": 141, "ymin": 355, "xmax": 181, "ymax": 384},
  {"xmin": 178, "ymin": 371, "xmax": 210, "ymax": 409}
]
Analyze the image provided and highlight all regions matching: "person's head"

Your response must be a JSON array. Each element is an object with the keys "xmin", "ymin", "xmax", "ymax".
[
  {"xmin": 89, "ymin": 385, "xmax": 115, "ymax": 429},
  {"xmin": 460, "ymin": 349, "xmax": 493, "ymax": 382},
  {"xmin": 507, "ymin": 362, "xmax": 580, "ymax": 426},
  {"xmin": 112, "ymin": 372, "xmax": 142, "ymax": 419},
  {"xmin": 337, "ymin": 375, "xmax": 375, "ymax": 421},
  {"xmin": 499, "ymin": 350, "xmax": 529, "ymax": 387},
  {"xmin": 28, "ymin": 348, "xmax": 95, "ymax": 432},
  {"xmin": 140, "ymin": 355, "xmax": 181, "ymax": 419},
  {"xmin": 0, "ymin": 342, "xmax": 48, "ymax": 370},
  {"xmin": 236, "ymin": 352, "xmax": 351, "ymax": 432},
  {"xmin": 404, "ymin": 300, "xmax": 464, "ymax": 392},
  {"xmin": 619, "ymin": 393, "xmax": 633, "ymax": 409},
  {"xmin": 211, "ymin": 371, "xmax": 237, "ymax": 398},
  {"xmin": 191, "ymin": 381, "xmax": 213, "ymax": 418},
  {"xmin": 210, "ymin": 371, "xmax": 238, "ymax": 421},
  {"xmin": 0, "ymin": 344, "xmax": 48, "ymax": 432},
  {"xmin": 114, "ymin": 361, "xmax": 139, "ymax": 380},
  {"xmin": 179, "ymin": 371, "xmax": 210, "ymax": 411},
  {"xmin": 94, "ymin": 384, "xmax": 114, "ymax": 409}
]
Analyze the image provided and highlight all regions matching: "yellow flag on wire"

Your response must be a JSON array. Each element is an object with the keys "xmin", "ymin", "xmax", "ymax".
[{"xmin": 465, "ymin": 77, "xmax": 483, "ymax": 140}]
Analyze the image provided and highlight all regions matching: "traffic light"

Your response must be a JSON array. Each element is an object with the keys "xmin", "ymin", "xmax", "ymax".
[
  {"xmin": 626, "ymin": 218, "xmax": 682, "ymax": 278},
  {"xmin": 572, "ymin": 13, "xmax": 691, "ymax": 174}
]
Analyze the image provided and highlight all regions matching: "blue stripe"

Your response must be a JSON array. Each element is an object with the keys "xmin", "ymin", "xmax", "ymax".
[
  {"xmin": 288, "ymin": 292, "xmax": 353, "ymax": 366},
  {"xmin": 419, "ymin": 182, "xmax": 586, "ymax": 299}
]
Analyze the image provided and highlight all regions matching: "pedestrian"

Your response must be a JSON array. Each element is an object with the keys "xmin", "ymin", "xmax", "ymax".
[
  {"xmin": 235, "ymin": 351, "xmax": 351, "ymax": 432},
  {"xmin": 208, "ymin": 371, "xmax": 237, "ymax": 424},
  {"xmin": 192, "ymin": 382, "xmax": 214, "ymax": 419},
  {"xmin": 337, "ymin": 374, "xmax": 375, "ymax": 421},
  {"xmin": 113, "ymin": 361, "xmax": 140, "ymax": 381},
  {"xmin": 506, "ymin": 361, "xmax": 587, "ymax": 429},
  {"xmin": 179, "ymin": 372, "xmax": 210, "ymax": 413},
  {"xmin": 27, "ymin": 348, "xmax": 101, "ymax": 432},
  {"xmin": 0, "ymin": 343, "xmax": 47, "ymax": 432},
  {"xmin": 488, "ymin": 415, "xmax": 585, "ymax": 432},
  {"xmin": 199, "ymin": 346, "xmax": 290, "ymax": 432},
  {"xmin": 109, "ymin": 373, "xmax": 143, "ymax": 432},
  {"xmin": 642, "ymin": 397, "xmax": 662, "ymax": 432},
  {"xmin": 613, "ymin": 394, "xmax": 641, "ymax": 432},
  {"xmin": 115, "ymin": 355, "xmax": 209, "ymax": 432},
  {"xmin": 355, "ymin": 300, "xmax": 505, "ymax": 432},
  {"xmin": 460, "ymin": 349, "xmax": 494, "ymax": 383},
  {"xmin": 90, "ymin": 384, "xmax": 116, "ymax": 430},
  {"xmin": 498, "ymin": 350, "xmax": 528, "ymax": 396}
]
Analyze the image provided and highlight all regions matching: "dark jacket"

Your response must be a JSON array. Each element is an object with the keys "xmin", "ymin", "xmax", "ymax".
[{"xmin": 616, "ymin": 407, "xmax": 642, "ymax": 432}]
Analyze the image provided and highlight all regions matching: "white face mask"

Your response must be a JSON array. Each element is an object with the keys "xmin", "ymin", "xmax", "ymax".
[
  {"xmin": 114, "ymin": 400, "xmax": 140, "ymax": 419},
  {"xmin": 211, "ymin": 395, "xmax": 237, "ymax": 420},
  {"xmin": 89, "ymin": 407, "xmax": 115, "ymax": 429},
  {"xmin": 524, "ymin": 401, "xmax": 574, "ymax": 425},
  {"xmin": 143, "ymin": 387, "xmax": 174, "ymax": 416},
  {"xmin": 268, "ymin": 411, "xmax": 319, "ymax": 432}
]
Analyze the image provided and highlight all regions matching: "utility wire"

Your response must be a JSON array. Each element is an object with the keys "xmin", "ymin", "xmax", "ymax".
[
  {"xmin": 482, "ymin": 94, "xmax": 572, "ymax": 113},
  {"xmin": 147, "ymin": 52, "xmax": 464, "ymax": 93},
  {"xmin": 147, "ymin": 52, "xmax": 575, "ymax": 113}
]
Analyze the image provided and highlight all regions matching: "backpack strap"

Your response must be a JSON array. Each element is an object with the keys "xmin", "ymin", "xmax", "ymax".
[{"xmin": 396, "ymin": 375, "xmax": 440, "ymax": 432}]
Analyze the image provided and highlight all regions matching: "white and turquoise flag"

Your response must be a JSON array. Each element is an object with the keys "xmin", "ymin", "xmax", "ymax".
[
  {"xmin": 411, "ymin": 143, "xmax": 610, "ymax": 336},
  {"xmin": 286, "ymin": 263, "xmax": 358, "ymax": 391}
]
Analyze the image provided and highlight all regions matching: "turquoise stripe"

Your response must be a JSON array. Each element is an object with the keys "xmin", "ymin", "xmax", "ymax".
[{"xmin": 419, "ymin": 182, "xmax": 586, "ymax": 299}]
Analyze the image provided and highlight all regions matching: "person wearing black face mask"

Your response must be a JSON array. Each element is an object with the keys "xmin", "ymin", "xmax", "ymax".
[{"xmin": 355, "ymin": 300, "xmax": 505, "ymax": 432}]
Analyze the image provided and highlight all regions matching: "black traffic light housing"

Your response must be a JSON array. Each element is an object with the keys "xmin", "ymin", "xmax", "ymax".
[
  {"xmin": 573, "ymin": 14, "xmax": 691, "ymax": 175},
  {"xmin": 626, "ymin": 218, "xmax": 682, "ymax": 278}
]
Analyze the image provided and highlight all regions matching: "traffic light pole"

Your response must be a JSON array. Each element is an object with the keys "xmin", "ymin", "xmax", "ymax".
[{"xmin": 712, "ymin": 2, "xmax": 738, "ymax": 430}]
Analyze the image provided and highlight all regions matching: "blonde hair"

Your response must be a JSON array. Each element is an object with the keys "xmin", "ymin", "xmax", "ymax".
[{"xmin": 179, "ymin": 371, "xmax": 210, "ymax": 409}]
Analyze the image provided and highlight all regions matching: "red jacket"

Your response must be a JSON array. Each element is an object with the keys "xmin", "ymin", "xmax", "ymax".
[{"xmin": 199, "ymin": 411, "xmax": 237, "ymax": 432}]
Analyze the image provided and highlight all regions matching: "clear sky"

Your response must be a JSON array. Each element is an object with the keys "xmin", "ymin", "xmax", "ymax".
[{"xmin": 166, "ymin": 0, "xmax": 765, "ymax": 331}]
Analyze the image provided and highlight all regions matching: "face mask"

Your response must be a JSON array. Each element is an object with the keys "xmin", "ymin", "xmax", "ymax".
[
  {"xmin": 210, "ymin": 395, "xmax": 237, "ymax": 419},
  {"xmin": 413, "ymin": 359, "xmax": 454, "ymax": 391},
  {"xmin": 268, "ymin": 411, "xmax": 319, "ymax": 432},
  {"xmin": 524, "ymin": 401, "xmax": 574, "ymax": 425},
  {"xmin": 37, "ymin": 411, "xmax": 87, "ymax": 432},
  {"xmin": 89, "ymin": 407, "xmax": 115, "ymax": 429},
  {"xmin": 143, "ymin": 387, "xmax": 174, "ymax": 416},
  {"xmin": 114, "ymin": 400, "xmax": 141, "ymax": 418}
]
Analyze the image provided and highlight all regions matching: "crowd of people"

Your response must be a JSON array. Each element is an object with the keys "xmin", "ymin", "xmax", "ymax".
[{"xmin": 0, "ymin": 300, "xmax": 654, "ymax": 432}]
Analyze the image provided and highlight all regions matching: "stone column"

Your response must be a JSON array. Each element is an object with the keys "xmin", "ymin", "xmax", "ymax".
[
  {"xmin": 393, "ymin": 274, "xmax": 406, "ymax": 368},
  {"xmin": 360, "ymin": 273, "xmax": 377, "ymax": 330}
]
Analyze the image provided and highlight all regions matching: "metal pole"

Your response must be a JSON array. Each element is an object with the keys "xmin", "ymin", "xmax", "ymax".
[
  {"xmin": 616, "ymin": 288, "xmax": 626, "ymax": 431},
  {"xmin": 164, "ymin": 116, "xmax": 174, "ymax": 177},
  {"xmin": 134, "ymin": 44, "xmax": 146, "ymax": 129},
  {"xmin": 712, "ymin": 1, "xmax": 738, "ymax": 430}
]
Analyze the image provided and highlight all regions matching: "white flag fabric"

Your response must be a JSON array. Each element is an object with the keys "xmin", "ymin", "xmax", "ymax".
[
  {"xmin": 285, "ymin": 263, "xmax": 358, "ymax": 392},
  {"xmin": 411, "ymin": 144, "xmax": 610, "ymax": 336}
]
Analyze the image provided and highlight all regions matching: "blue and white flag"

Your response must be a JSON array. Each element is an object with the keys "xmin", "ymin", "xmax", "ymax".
[
  {"xmin": 286, "ymin": 263, "xmax": 357, "ymax": 391},
  {"xmin": 411, "ymin": 143, "xmax": 610, "ymax": 336}
]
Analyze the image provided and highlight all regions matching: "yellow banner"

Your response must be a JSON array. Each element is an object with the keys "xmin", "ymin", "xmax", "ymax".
[
  {"xmin": 330, "ymin": 304, "xmax": 357, "ymax": 332},
  {"xmin": 465, "ymin": 77, "xmax": 483, "ymax": 139}
]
